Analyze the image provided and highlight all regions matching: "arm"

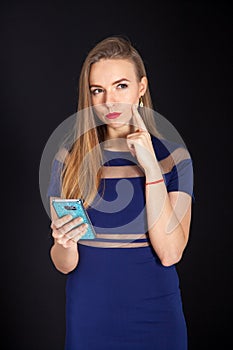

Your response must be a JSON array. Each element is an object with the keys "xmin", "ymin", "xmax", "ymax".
[
  {"xmin": 50, "ymin": 197, "xmax": 88, "ymax": 274},
  {"xmin": 145, "ymin": 165, "xmax": 192, "ymax": 266},
  {"xmin": 127, "ymin": 105, "xmax": 192, "ymax": 266}
]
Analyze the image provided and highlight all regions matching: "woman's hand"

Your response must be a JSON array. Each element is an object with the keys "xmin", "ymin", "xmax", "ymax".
[
  {"xmin": 51, "ymin": 215, "xmax": 88, "ymax": 248},
  {"xmin": 126, "ymin": 104, "xmax": 158, "ymax": 172}
]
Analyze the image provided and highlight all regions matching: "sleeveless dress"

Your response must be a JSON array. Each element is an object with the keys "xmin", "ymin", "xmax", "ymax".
[{"xmin": 47, "ymin": 135, "xmax": 193, "ymax": 350}]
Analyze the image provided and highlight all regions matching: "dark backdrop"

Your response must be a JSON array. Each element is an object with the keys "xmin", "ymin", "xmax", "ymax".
[{"xmin": 1, "ymin": 1, "xmax": 232, "ymax": 349}]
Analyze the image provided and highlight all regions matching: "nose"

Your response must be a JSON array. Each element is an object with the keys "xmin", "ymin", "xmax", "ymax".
[{"xmin": 104, "ymin": 90, "xmax": 115, "ymax": 107}]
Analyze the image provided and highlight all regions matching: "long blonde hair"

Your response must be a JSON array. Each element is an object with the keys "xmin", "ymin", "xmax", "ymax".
[{"xmin": 60, "ymin": 35, "xmax": 160, "ymax": 207}]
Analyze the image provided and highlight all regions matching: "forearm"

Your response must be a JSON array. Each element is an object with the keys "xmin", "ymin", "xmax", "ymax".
[
  {"xmin": 145, "ymin": 168, "xmax": 187, "ymax": 266},
  {"xmin": 50, "ymin": 240, "xmax": 79, "ymax": 274}
]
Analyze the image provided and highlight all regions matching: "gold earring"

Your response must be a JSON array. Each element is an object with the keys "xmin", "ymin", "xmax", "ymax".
[{"xmin": 139, "ymin": 96, "xmax": 144, "ymax": 107}]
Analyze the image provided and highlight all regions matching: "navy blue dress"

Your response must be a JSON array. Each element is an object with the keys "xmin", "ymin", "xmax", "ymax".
[{"xmin": 47, "ymin": 135, "xmax": 193, "ymax": 350}]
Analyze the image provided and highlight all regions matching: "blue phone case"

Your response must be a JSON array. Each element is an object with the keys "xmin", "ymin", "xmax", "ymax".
[{"xmin": 52, "ymin": 199, "xmax": 96, "ymax": 240}]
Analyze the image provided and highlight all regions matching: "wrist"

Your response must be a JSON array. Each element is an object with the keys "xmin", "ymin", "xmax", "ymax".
[
  {"xmin": 145, "ymin": 178, "xmax": 164, "ymax": 186},
  {"xmin": 144, "ymin": 167, "xmax": 162, "ymax": 182}
]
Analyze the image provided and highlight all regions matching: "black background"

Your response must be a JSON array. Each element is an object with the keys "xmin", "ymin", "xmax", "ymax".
[{"xmin": 1, "ymin": 1, "xmax": 232, "ymax": 349}]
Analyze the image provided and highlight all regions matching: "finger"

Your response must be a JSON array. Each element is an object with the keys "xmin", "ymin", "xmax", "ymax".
[
  {"xmin": 51, "ymin": 214, "xmax": 72, "ymax": 230},
  {"xmin": 131, "ymin": 104, "xmax": 147, "ymax": 132},
  {"xmin": 67, "ymin": 224, "xmax": 88, "ymax": 242},
  {"xmin": 68, "ymin": 223, "xmax": 87, "ymax": 238},
  {"xmin": 52, "ymin": 217, "xmax": 84, "ymax": 238},
  {"xmin": 126, "ymin": 139, "xmax": 136, "ymax": 157},
  {"xmin": 71, "ymin": 224, "xmax": 89, "ymax": 243},
  {"xmin": 62, "ymin": 217, "xmax": 84, "ymax": 234},
  {"xmin": 61, "ymin": 240, "xmax": 77, "ymax": 248}
]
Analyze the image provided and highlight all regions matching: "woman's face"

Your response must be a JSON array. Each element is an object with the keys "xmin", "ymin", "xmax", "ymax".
[{"xmin": 89, "ymin": 59, "xmax": 147, "ymax": 130}]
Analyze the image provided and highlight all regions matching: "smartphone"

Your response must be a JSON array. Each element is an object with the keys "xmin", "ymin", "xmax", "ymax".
[{"xmin": 52, "ymin": 199, "xmax": 96, "ymax": 241}]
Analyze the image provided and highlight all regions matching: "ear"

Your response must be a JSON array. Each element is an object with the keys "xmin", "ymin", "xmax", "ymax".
[{"xmin": 139, "ymin": 76, "xmax": 148, "ymax": 96}]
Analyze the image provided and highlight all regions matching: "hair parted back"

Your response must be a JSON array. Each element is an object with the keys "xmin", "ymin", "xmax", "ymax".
[{"xmin": 60, "ymin": 35, "xmax": 160, "ymax": 207}]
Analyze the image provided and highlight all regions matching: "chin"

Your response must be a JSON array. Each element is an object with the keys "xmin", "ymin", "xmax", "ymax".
[{"xmin": 106, "ymin": 121, "xmax": 128, "ymax": 129}]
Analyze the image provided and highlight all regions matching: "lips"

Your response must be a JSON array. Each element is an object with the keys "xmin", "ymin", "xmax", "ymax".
[{"xmin": 105, "ymin": 112, "xmax": 121, "ymax": 119}]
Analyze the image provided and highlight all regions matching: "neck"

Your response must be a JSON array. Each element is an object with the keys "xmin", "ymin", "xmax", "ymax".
[
  {"xmin": 103, "ymin": 124, "xmax": 134, "ymax": 151},
  {"xmin": 106, "ymin": 124, "xmax": 135, "ymax": 140}
]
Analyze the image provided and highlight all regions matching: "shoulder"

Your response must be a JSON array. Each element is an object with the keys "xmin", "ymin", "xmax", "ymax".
[
  {"xmin": 150, "ymin": 135, "xmax": 194, "ymax": 197},
  {"xmin": 54, "ymin": 147, "xmax": 70, "ymax": 163},
  {"xmin": 150, "ymin": 134, "xmax": 192, "ymax": 172}
]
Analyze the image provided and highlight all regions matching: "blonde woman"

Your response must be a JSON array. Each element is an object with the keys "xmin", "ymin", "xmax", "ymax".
[{"xmin": 48, "ymin": 35, "xmax": 193, "ymax": 349}]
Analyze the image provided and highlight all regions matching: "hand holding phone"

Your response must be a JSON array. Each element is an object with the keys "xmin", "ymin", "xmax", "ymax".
[{"xmin": 52, "ymin": 199, "xmax": 96, "ymax": 242}]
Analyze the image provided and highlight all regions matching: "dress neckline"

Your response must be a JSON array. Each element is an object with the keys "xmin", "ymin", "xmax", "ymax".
[{"xmin": 103, "ymin": 149, "xmax": 132, "ymax": 153}]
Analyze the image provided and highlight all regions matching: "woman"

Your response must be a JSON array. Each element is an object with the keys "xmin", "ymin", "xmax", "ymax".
[{"xmin": 48, "ymin": 35, "xmax": 193, "ymax": 349}]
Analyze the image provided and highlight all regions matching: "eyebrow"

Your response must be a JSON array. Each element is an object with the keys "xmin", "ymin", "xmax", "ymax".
[{"xmin": 89, "ymin": 78, "xmax": 131, "ymax": 88}]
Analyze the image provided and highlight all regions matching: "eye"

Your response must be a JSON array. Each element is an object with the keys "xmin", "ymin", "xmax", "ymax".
[
  {"xmin": 90, "ymin": 88, "xmax": 103, "ymax": 95},
  {"xmin": 117, "ymin": 83, "xmax": 128, "ymax": 89}
]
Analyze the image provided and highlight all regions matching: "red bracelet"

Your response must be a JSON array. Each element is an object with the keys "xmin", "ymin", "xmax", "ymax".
[{"xmin": 145, "ymin": 178, "xmax": 164, "ymax": 186}]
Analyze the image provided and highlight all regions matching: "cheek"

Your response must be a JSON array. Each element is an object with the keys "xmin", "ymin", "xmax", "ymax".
[
  {"xmin": 91, "ymin": 95, "xmax": 101, "ymax": 106},
  {"xmin": 120, "ymin": 103, "xmax": 132, "ymax": 116},
  {"xmin": 125, "ymin": 90, "xmax": 140, "ymax": 105},
  {"xmin": 93, "ymin": 105, "xmax": 107, "ymax": 121}
]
